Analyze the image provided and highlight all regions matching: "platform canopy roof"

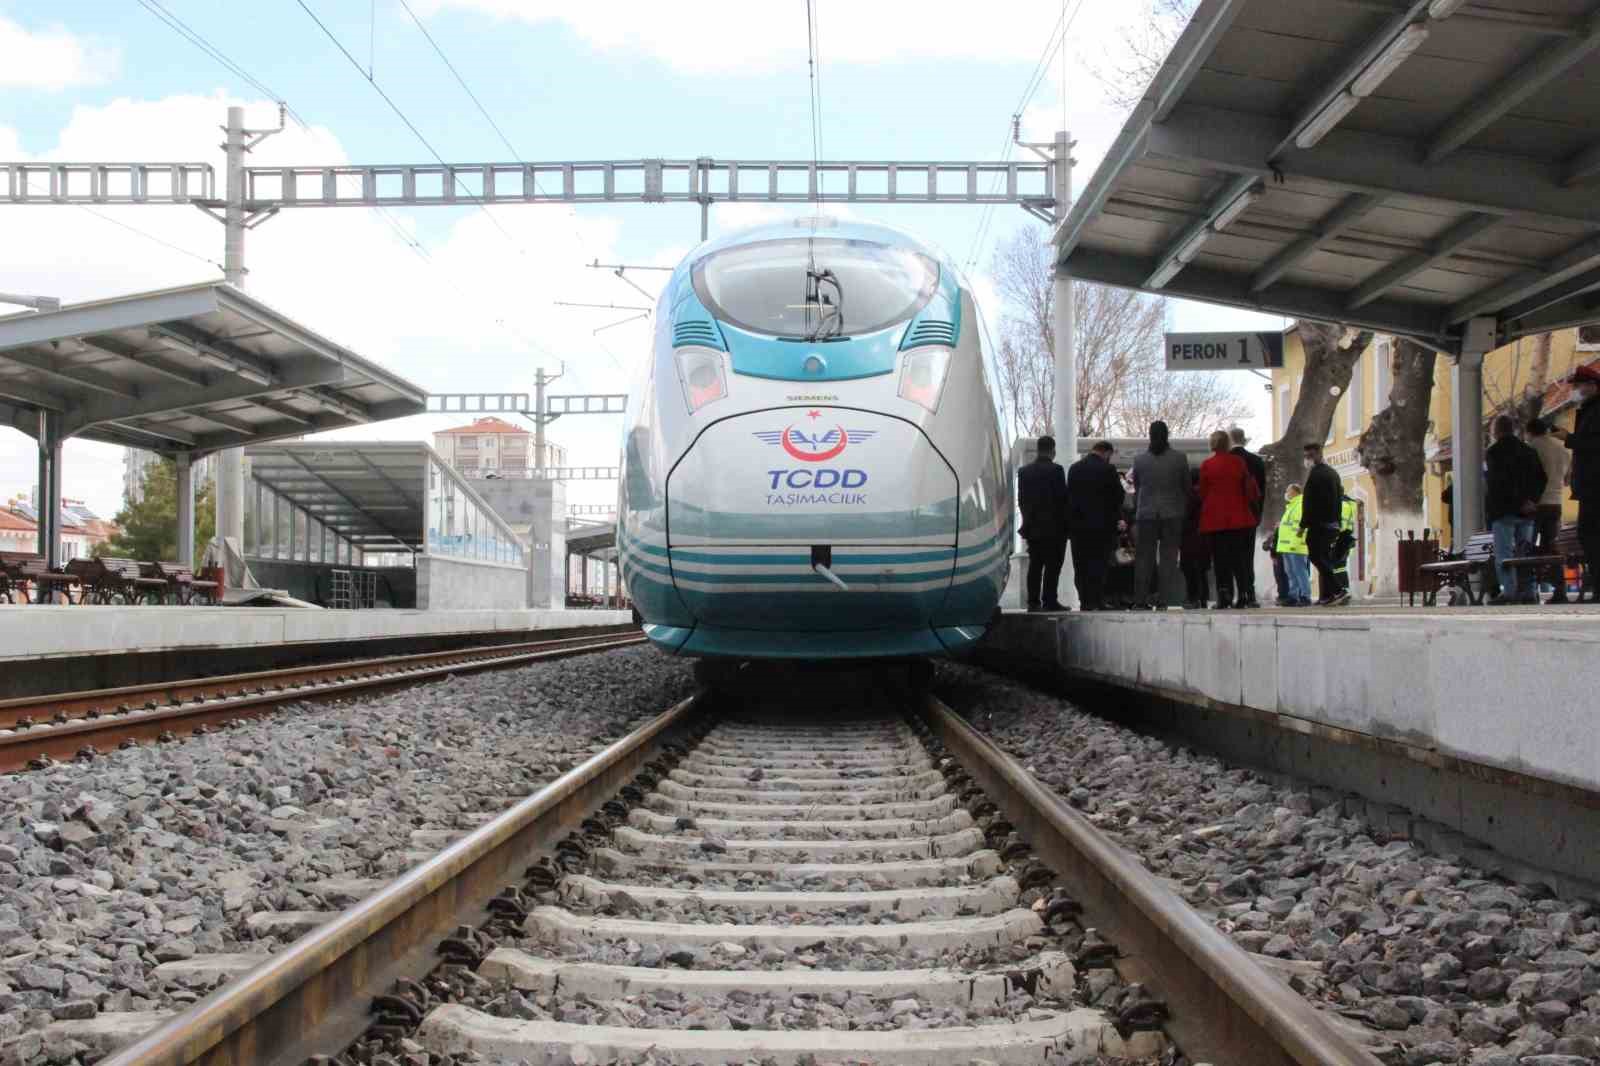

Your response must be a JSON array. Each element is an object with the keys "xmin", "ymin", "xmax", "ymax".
[
  {"xmin": 245, "ymin": 442, "xmax": 434, "ymax": 554},
  {"xmin": 1057, "ymin": 0, "xmax": 1600, "ymax": 352},
  {"xmin": 0, "ymin": 283, "xmax": 427, "ymax": 454}
]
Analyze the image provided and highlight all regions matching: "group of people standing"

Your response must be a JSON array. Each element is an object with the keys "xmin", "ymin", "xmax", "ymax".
[{"xmin": 1019, "ymin": 424, "xmax": 1356, "ymax": 611}]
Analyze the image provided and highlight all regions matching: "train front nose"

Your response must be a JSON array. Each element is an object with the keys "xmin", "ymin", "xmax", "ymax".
[{"xmin": 664, "ymin": 408, "xmax": 958, "ymax": 635}]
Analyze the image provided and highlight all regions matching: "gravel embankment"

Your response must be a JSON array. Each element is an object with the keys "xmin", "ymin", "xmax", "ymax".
[
  {"xmin": 0, "ymin": 646, "xmax": 693, "ymax": 1063},
  {"xmin": 937, "ymin": 662, "xmax": 1600, "ymax": 1066}
]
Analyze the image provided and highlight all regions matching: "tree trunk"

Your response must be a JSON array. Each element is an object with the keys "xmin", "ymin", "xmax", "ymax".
[
  {"xmin": 1519, "ymin": 331, "xmax": 1554, "ymax": 424},
  {"xmin": 1258, "ymin": 322, "xmax": 1373, "ymax": 537},
  {"xmin": 1357, "ymin": 339, "xmax": 1437, "ymax": 595}
]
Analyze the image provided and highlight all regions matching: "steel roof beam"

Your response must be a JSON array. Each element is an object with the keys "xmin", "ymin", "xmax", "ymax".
[
  {"xmin": 0, "ymin": 348, "xmax": 139, "ymax": 400},
  {"xmin": 1272, "ymin": 0, "xmax": 1433, "ymax": 162},
  {"xmin": 148, "ymin": 322, "xmax": 279, "ymax": 387},
  {"xmin": 1424, "ymin": 8, "xmax": 1600, "ymax": 166},
  {"xmin": 65, "ymin": 361, "xmax": 348, "ymax": 437},
  {"xmin": 185, "ymin": 408, "xmax": 259, "ymax": 435},
  {"xmin": 1564, "ymin": 140, "xmax": 1600, "ymax": 186},
  {"xmin": 109, "ymin": 420, "xmax": 195, "ymax": 446},
  {"xmin": 1251, "ymin": 193, "xmax": 1385, "ymax": 293},
  {"xmin": 1062, "ymin": 244, "xmax": 1453, "ymax": 343},
  {"xmin": 1502, "ymin": 287, "xmax": 1600, "ymax": 339},
  {"xmin": 1143, "ymin": 174, "xmax": 1261, "ymax": 289},
  {"xmin": 1346, "ymin": 212, "xmax": 1501, "ymax": 309},
  {"xmin": 0, "ymin": 377, "xmax": 68, "ymax": 412},
  {"xmin": 1444, "ymin": 231, "xmax": 1600, "ymax": 324},
  {"xmin": 1499, "ymin": 264, "xmax": 1600, "ymax": 323},
  {"xmin": 75, "ymin": 335, "xmax": 210, "ymax": 389},
  {"xmin": 1144, "ymin": 104, "xmax": 1600, "ymax": 227},
  {"xmin": 1151, "ymin": 0, "xmax": 1252, "ymax": 122},
  {"xmin": 353, "ymin": 452, "xmax": 421, "ymax": 506}
]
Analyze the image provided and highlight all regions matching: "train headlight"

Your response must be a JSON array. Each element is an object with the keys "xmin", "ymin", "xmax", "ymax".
[
  {"xmin": 675, "ymin": 347, "xmax": 728, "ymax": 414},
  {"xmin": 897, "ymin": 347, "xmax": 952, "ymax": 413}
]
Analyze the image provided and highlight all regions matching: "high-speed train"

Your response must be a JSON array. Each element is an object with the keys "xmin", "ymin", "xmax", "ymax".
[{"xmin": 617, "ymin": 218, "xmax": 1011, "ymax": 660}]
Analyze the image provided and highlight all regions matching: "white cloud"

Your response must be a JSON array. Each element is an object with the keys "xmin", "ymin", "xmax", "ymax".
[
  {"xmin": 0, "ymin": 92, "xmax": 649, "ymax": 517},
  {"xmin": 0, "ymin": 16, "xmax": 119, "ymax": 91},
  {"xmin": 418, "ymin": 0, "xmax": 1084, "ymax": 73}
]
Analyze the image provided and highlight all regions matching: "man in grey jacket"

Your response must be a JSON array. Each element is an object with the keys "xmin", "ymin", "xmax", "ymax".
[{"xmin": 1130, "ymin": 421, "xmax": 1190, "ymax": 609}]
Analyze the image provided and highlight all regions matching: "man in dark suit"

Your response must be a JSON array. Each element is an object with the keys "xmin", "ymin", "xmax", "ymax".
[
  {"xmin": 1228, "ymin": 427, "xmax": 1267, "ymax": 608},
  {"xmin": 1018, "ymin": 435, "xmax": 1069, "ymax": 611},
  {"xmin": 1066, "ymin": 441, "xmax": 1124, "ymax": 611}
]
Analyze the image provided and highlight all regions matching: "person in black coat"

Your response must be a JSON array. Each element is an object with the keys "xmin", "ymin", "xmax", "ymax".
[
  {"xmin": 1552, "ymin": 363, "xmax": 1600, "ymax": 594},
  {"xmin": 1065, "ymin": 441, "xmax": 1124, "ymax": 611},
  {"xmin": 1299, "ymin": 442, "xmax": 1346, "ymax": 604},
  {"xmin": 1228, "ymin": 427, "xmax": 1267, "ymax": 607},
  {"xmin": 1018, "ymin": 435, "xmax": 1070, "ymax": 611}
]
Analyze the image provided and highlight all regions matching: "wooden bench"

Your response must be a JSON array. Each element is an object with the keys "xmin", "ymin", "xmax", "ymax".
[
  {"xmin": 1503, "ymin": 524, "xmax": 1590, "ymax": 604},
  {"xmin": 0, "ymin": 550, "xmax": 37, "ymax": 604},
  {"xmin": 92, "ymin": 557, "xmax": 168, "ymax": 604},
  {"xmin": 1417, "ymin": 531, "xmax": 1496, "ymax": 606}
]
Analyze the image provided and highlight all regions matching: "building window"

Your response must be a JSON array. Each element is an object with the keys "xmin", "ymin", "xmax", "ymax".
[
  {"xmin": 1347, "ymin": 353, "xmax": 1364, "ymax": 436},
  {"xmin": 1374, "ymin": 336, "xmax": 1393, "ymax": 413},
  {"xmin": 1579, "ymin": 324, "xmax": 1600, "ymax": 351}
]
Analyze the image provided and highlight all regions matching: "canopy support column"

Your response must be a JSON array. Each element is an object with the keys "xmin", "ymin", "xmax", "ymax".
[
  {"xmin": 1450, "ymin": 318, "xmax": 1495, "ymax": 544},
  {"xmin": 1050, "ymin": 129, "xmax": 1079, "ymax": 609},
  {"xmin": 176, "ymin": 452, "xmax": 195, "ymax": 568},
  {"xmin": 35, "ymin": 410, "xmax": 63, "ymax": 569}
]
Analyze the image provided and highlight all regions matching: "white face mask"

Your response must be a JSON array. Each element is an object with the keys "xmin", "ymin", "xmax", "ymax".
[{"xmin": 1304, "ymin": 458, "xmax": 1315, "ymax": 470}]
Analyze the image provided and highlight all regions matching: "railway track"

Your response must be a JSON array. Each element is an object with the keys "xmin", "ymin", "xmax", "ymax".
[
  {"xmin": 0, "ymin": 629, "xmax": 643, "ymax": 773},
  {"xmin": 80, "ymin": 687, "xmax": 1382, "ymax": 1066}
]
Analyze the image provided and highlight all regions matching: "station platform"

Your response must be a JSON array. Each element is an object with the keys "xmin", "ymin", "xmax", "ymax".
[
  {"xmin": 0, "ymin": 607, "xmax": 634, "ymax": 697},
  {"xmin": 983, "ymin": 606, "xmax": 1600, "ymax": 890}
]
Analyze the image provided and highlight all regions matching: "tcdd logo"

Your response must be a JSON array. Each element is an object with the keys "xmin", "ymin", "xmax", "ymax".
[{"xmin": 752, "ymin": 424, "xmax": 877, "ymax": 462}]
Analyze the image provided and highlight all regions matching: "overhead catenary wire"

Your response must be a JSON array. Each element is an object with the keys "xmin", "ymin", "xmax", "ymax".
[
  {"xmin": 964, "ymin": 0, "xmax": 1087, "ymax": 270},
  {"xmin": 391, "ymin": 0, "xmax": 631, "ymax": 379},
  {"xmin": 134, "ymin": 0, "xmax": 309, "ymax": 129},
  {"xmin": 293, "ymin": 0, "xmax": 530, "ymax": 258}
]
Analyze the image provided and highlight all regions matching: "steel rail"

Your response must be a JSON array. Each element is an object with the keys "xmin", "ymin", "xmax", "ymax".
[
  {"xmin": 0, "ymin": 630, "xmax": 644, "ymax": 772},
  {"xmin": 920, "ymin": 694, "xmax": 1383, "ymax": 1066},
  {"xmin": 0, "ymin": 627, "xmax": 637, "ymax": 729},
  {"xmin": 100, "ymin": 693, "xmax": 702, "ymax": 1066}
]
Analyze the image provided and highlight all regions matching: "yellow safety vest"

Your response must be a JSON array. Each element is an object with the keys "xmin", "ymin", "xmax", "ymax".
[
  {"xmin": 1276, "ymin": 496, "xmax": 1308, "ymax": 555},
  {"xmin": 1341, "ymin": 498, "xmax": 1357, "ymax": 533}
]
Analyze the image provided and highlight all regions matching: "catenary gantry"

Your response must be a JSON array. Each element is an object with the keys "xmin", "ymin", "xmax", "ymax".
[
  {"xmin": 0, "ymin": 283, "xmax": 427, "ymax": 568},
  {"xmin": 1058, "ymin": 0, "xmax": 1600, "ymax": 538}
]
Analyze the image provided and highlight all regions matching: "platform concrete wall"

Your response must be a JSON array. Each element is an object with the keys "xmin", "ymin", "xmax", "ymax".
[
  {"xmin": 0, "ymin": 605, "xmax": 633, "ymax": 663},
  {"xmin": 1033, "ymin": 611, "xmax": 1600, "ymax": 792},
  {"xmin": 415, "ymin": 555, "xmax": 529, "ymax": 610},
  {"xmin": 987, "ymin": 610, "xmax": 1600, "ymax": 888}
]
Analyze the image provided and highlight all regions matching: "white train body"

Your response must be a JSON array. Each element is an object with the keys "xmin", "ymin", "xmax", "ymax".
[{"xmin": 618, "ymin": 219, "xmax": 1011, "ymax": 659}]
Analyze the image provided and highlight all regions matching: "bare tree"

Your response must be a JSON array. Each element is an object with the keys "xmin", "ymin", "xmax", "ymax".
[
  {"xmin": 1357, "ymin": 338, "xmax": 1438, "ymax": 591},
  {"xmin": 989, "ymin": 226, "xmax": 1250, "ymax": 441},
  {"xmin": 1258, "ymin": 322, "xmax": 1374, "ymax": 536},
  {"xmin": 1091, "ymin": 0, "xmax": 1199, "ymax": 110}
]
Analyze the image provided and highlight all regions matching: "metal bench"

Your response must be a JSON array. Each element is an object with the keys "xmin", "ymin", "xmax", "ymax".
[
  {"xmin": 1502, "ymin": 524, "xmax": 1589, "ymax": 604},
  {"xmin": 147, "ymin": 561, "xmax": 220, "ymax": 605},
  {"xmin": 1417, "ymin": 531, "xmax": 1496, "ymax": 606}
]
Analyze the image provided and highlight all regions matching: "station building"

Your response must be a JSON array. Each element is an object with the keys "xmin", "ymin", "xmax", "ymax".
[{"xmin": 1270, "ymin": 323, "xmax": 1598, "ymax": 598}]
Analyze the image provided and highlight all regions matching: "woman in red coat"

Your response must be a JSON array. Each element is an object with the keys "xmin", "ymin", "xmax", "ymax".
[{"xmin": 1198, "ymin": 430, "xmax": 1261, "ymax": 609}]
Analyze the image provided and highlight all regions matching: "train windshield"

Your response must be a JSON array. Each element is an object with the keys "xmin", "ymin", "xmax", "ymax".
[{"xmin": 692, "ymin": 238, "xmax": 938, "ymax": 341}]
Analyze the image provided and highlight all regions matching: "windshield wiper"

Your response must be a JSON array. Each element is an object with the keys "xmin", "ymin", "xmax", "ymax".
[{"xmin": 805, "ymin": 268, "xmax": 844, "ymax": 341}]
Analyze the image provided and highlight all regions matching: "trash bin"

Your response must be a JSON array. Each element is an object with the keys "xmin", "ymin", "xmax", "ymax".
[{"xmin": 1397, "ymin": 531, "xmax": 1440, "ymax": 606}]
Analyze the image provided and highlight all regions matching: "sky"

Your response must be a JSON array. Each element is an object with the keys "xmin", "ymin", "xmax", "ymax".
[{"xmin": 0, "ymin": 0, "xmax": 1281, "ymax": 520}]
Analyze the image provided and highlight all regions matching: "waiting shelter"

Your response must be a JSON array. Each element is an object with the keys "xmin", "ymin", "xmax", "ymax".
[
  {"xmin": 243, "ymin": 441, "xmax": 529, "ymax": 609},
  {"xmin": 0, "ymin": 283, "xmax": 427, "ymax": 570}
]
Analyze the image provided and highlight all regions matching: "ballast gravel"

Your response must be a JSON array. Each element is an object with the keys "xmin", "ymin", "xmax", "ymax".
[
  {"xmin": 937, "ymin": 662, "xmax": 1600, "ymax": 1066},
  {"xmin": 0, "ymin": 645, "xmax": 692, "ymax": 1064}
]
